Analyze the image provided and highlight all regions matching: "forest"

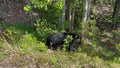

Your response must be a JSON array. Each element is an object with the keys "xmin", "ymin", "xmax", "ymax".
[{"xmin": 0, "ymin": 0, "xmax": 120, "ymax": 68}]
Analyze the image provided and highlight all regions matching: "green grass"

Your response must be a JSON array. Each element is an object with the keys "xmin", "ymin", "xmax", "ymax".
[{"xmin": 0, "ymin": 23, "xmax": 120, "ymax": 68}]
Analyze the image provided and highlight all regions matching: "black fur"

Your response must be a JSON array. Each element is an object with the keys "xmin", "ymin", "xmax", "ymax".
[
  {"xmin": 46, "ymin": 32, "xmax": 78, "ymax": 50},
  {"xmin": 67, "ymin": 38, "xmax": 81, "ymax": 51}
]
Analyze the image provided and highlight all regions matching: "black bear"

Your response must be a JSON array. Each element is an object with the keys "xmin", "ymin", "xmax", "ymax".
[
  {"xmin": 46, "ymin": 32, "xmax": 78, "ymax": 50},
  {"xmin": 46, "ymin": 32, "xmax": 67, "ymax": 50},
  {"xmin": 66, "ymin": 37, "xmax": 81, "ymax": 51}
]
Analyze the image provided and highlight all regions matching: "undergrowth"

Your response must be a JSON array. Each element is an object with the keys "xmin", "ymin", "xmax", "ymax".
[{"xmin": 0, "ymin": 23, "xmax": 120, "ymax": 68}]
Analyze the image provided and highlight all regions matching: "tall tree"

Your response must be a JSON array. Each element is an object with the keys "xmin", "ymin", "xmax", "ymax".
[
  {"xmin": 81, "ymin": 0, "xmax": 91, "ymax": 45},
  {"xmin": 112, "ymin": 0, "xmax": 120, "ymax": 29},
  {"xmin": 65, "ymin": 0, "xmax": 70, "ymax": 31},
  {"xmin": 58, "ymin": 0, "xmax": 66, "ymax": 29},
  {"xmin": 65, "ymin": 0, "xmax": 76, "ymax": 32},
  {"xmin": 61, "ymin": 0, "xmax": 66, "ymax": 24},
  {"xmin": 69, "ymin": 0, "xmax": 76, "ymax": 32}
]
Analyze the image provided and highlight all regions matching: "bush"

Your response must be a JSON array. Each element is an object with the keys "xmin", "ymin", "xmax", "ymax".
[
  {"xmin": 17, "ymin": 32, "xmax": 46, "ymax": 54},
  {"xmin": 37, "ymin": 42, "xmax": 47, "ymax": 52},
  {"xmin": 34, "ymin": 19, "xmax": 57, "ymax": 42},
  {"xmin": 63, "ymin": 35, "xmax": 73, "ymax": 51},
  {"xmin": 116, "ymin": 44, "xmax": 120, "ymax": 53},
  {"xmin": 50, "ymin": 58, "xmax": 57, "ymax": 65}
]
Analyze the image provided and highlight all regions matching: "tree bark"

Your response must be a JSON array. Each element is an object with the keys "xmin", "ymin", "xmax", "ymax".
[
  {"xmin": 62, "ymin": 0, "xmax": 66, "ymax": 22},
  {"xmin": 112, "ymin": 0, "xmax": 120, "ymax": 29},
  {"xmin": 58, "ymin": 0, "xmax": 66, "ymax": 29},
  {"xmin": 65, "ymin": 0, "xmax": 70, "ymax": 22},
  {"xmin": 69, "ymin": 0, "xmax": 76, "ymax": 32},
  {"xmin": 81, "ymin": 0, "xmax": 91, "ymax": 45},
  {"xmin": 64, "ymin": 0, "xmax": 72, "ymax": 32}
]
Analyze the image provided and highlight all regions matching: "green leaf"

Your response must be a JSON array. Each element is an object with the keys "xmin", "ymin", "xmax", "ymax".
[
  {"xmin": 45, "ymin": 6, "xmax": 48, "ymax": 10},
  {"xmin": 23, "ymin": 5, "xmax": 32, "ymax": 12}
]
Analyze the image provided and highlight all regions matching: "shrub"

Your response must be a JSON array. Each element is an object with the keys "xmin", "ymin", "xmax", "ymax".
[
  {"xmin": 37, "ymin": 42, "xmax": 47, "ymax": 52},
  {"xmin": 116, "ymin": 44, "xmax": 120, "ymax": 53},
  {"xmin": 34, "ymin": 19, "xmax": 57, "ymax": 42},
  {"xmin": 50, "ymin": 58, "xmax": 57, "ymax": 65},
  {"xmin": 18, "ymin": 32, "xmax": 46, "ymax": 54}
]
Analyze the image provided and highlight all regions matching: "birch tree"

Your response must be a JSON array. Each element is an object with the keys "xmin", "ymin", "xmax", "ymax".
[{"xmin": 81, "ymin": 0, "xmax": 91, "ymax": 45}]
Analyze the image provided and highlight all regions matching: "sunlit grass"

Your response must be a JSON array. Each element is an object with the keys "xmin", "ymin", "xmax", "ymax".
[{"xmin": 0, "ymin": 23, "xmax": 120, "ymax": 68}]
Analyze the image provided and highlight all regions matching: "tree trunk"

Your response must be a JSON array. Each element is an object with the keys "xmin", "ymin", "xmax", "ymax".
[
  {"xmin": 58, "ymin": 0, "xmax": 66, "ymax": 29},
  {"xmin": 69, "ymin": 0, "xmax": 76, "ymax": 32},
  {"xmin": 64, "ymin": 0, "xmax": 72, "ymax": 32},
  {"xmin": 65, "ymin": 0, "xmax": 70, "ymax": 28},
  {"xmin": 61, "ymin": 0, "xmax": 66, "ymax": 24},
  {"xmin": 69, "ymin": 4, "xmax": 72, "ymax": 32},
  {"xmin": 112, "ymin": 0, "xmax": 120, "ymax": 29},
  {"xmin": 81, "ymin": 0, "xmax": 91, "ymax": 45}
]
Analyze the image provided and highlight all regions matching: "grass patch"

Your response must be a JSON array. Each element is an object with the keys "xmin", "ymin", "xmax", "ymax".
[{"xmin": 0, "ymin": 23, "xmax": 120, "ymax": 68}]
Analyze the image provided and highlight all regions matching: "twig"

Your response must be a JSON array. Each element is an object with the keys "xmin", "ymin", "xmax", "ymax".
[{"xmin": 1, "ymin": 32, "xmax": 15, "ymax": 54}]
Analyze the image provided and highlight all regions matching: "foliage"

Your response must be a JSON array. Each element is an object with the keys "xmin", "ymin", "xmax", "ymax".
[
  {"xmin": 113, "ymin": 57, "xmax": 120, "ymax": 63},
  {"xmin": 34, "ymin": 19, "xmax": 57, "ymax": 41},
  {"xmin": 37, "ymin": 42, "xmax": 47, "ymax": 52},
  {"xmin": 0, "ymin": 22, "xmax": 120, "ymax": 67},
  {"xmin": 0, "ymin": 0, "xmax": 120, "ymax": 67},
  {"xmin": 62, "ymin": 35, "xmax": 73, "ymax": 51},
  {"xmin": 86, "ymin": 19, "xmax": 99, "ymax": 47},
  {"xmin": 18, "ymin": 32, "xmax": 47, "ymax": 54},
  {"xmin": 0, "ymin": 23, "xmax": 35, "ymax": 45},
  {"xmin": 28, "ymin": 0, "xmax": 63, "ymax": 25},
  {"xmin": 50, "ymin": 57, "xmax": 57, "ymax": 65},
  {"xmin": 116, "ymin": 44, "xmax": 120, "ymax": 53},
  {"xmin": 112, "ymin": 30, "xmax": 120, "ymax": 38},
  {"xmin": 23, "ymin": 5, "xmax": 32, "ymax": 12}
]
